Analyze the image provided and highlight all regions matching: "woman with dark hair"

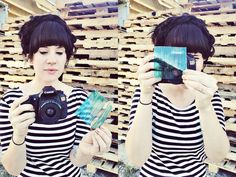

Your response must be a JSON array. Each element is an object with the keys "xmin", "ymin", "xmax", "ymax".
[
  {"xmin": 0, "ymin": 14, "xmax": 112, "ymax": 177},
  {"xmin": 125, "ymin": 14, "xmax": 229, "ymax": 177}
]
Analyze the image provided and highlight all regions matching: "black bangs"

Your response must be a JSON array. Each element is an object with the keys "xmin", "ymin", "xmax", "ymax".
[
  {"xmin": 164, "ymin": 24, "xmax": 210, "ymax": 59},
  {"xmin": 29, "ymin": 21, "xmax": 75, "ymax": 60}
]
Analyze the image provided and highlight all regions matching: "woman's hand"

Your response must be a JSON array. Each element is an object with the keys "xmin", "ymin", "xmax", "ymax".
[
  {"xmin": 137, "ymin": 54, "xmax": 161, "ymax": 99},
  {"xmin": 182, "ymin": 69, "xmax": 218, "ymax": 108},
  {"xmin": 78, "ymin": 126, "xmax": 112, "ymax": 156},
  {"xmin": 9, "ymin": 96, "xmax": 35, "ymax": 144}
]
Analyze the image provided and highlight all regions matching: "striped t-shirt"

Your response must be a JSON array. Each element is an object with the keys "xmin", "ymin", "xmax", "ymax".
[
  {"xmin": 129, "ymin": 85, "xmax": 225, "ymax": 177},
  {"xmin": 0, "ymin": 87, "xmax": 91, "ymax": 177}
]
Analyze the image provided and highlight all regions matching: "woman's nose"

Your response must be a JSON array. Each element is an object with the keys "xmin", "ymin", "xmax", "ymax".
[{"xmin": 46, "ymin": 53, "xmax": 57, "ymax": 64}]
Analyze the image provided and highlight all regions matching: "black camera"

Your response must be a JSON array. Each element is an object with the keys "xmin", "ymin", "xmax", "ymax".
[
  {"xmin": 154, "ymin": 53, "xmax": 196, "ymax": 84},
  {"xmin": 22, "ymin": 86, "xmax": 67, "ymax": 124}
]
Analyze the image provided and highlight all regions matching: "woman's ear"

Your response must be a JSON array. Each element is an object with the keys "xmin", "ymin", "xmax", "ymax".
[{"xmin": 23, "ymin": 56, "xmax": 32, "ymax": 68}]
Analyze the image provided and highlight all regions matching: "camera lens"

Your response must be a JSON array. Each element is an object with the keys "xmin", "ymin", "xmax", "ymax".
[{"xmin": 46, "ymin": 107, "xmax": 56, "ymax": 117}]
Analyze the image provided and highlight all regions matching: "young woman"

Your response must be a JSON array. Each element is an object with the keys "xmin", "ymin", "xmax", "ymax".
[
  {"xmin": 125, "ymin": 14, "xmax": 230, "ymax": 177},
  {"xmin": 0, "ymin": 14, "xmax": 112, "ymax": 177}
]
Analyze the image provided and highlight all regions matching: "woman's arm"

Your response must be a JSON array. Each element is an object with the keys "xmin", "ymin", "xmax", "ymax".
[
  {"xmin": 183, "ymin": 70, "xmax": 230, "ymax": 163},
  {"xmin": 125, "ymin": 93, "xmax": 153, "ymax": 167},
  {"xmin": 1, "ymin": 136, "xmax": 27, "ymax": 176},
  {"xmin": 1, "ymin": 96, "xmax": 35, "ymax": 176},
  {"xmin": 198, "ymin": 102, "xmax": 230, "ymax": 162},
  {"xmin": 69, "ymin": 146, "xmax": 93, "ymax": 167},
  {"xmin": 70, "ymin": 126, "xmax": 112, "ymax": 167},
  {"xmin": 125, "ymin": 54, "xmax": 161, "ymax": 167}
]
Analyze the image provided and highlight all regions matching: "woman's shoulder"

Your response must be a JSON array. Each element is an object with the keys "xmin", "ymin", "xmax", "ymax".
[
  {"xmin": 68, "ymin": 86, "xmax": 88, "ymax": 100},
  {"xmin": 1, "ymin": 87, "xmax": 23, "ymax": 104}
]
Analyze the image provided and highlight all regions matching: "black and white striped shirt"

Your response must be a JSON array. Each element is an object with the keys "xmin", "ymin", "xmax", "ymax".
[
  {"xmin": 129, "ymin": 85, "xmax": 225, "ymax": 177},
  {"xmin": 0, "ymin": 87, "xmax": 91, "ymax": 177}
]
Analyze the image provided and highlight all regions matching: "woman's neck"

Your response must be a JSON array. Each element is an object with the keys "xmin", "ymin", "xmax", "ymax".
[
  {"xmin": 21, "ymin": 78, "xmax": 64, "ymax": 95},
  {"xmin": 158, "ymin": 83, "xmax": 187, "ymax": 93},
  {"xmin": 158, "ymin": 83, "xmax": 194, "ymax": 108}
]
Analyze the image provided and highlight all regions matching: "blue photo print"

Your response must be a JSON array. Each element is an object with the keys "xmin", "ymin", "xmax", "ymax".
[{"xmin": 154, "ymin": 46, "xmax": 187, "ymax": 84}]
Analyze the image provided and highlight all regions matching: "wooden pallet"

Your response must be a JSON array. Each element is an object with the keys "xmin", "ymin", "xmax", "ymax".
[
  {"xmin": 73, "ymin": 29, "xmax": 118, "ymax": 38},
  {"xmin": 87, "ymin": 157, "xmax": 118, "ymax": 174},
  {"xmin": 66, "ymin": 17, "xmax": 118, "ymax": 29},
  {"xmin": 68, "ymin": 59, "xmax": 118, "ymax": 68},
  {"xmin": 75, "ymin": 38, "xmax": 118, "ymax": 49},
  {"xmin": 61, "ymin": 4, "xmax": 118, "ymax": 19},
  {"xmin": 206, "ymin": 158, "xmax": 236, "ymax": 174}
]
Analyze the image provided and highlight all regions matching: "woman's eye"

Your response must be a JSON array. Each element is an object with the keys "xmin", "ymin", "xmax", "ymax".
[
  {"xmin": 39, "ymin": 51, "xmax": 47, "ymax": 55},
  {"xmin": 56, "ymin": 52, "xmax": 63, "ymax": 55}
]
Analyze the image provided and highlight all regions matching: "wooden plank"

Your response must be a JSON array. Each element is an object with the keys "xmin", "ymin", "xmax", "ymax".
[
  {"xmin": 224, "ymin": 109, "xmax": 236, "ymax": 118},
  {"xmin": 95, "ymin": 151, "xmax": 118, "ymax": 162},
  {"xmin": 204, "ymin": 66, "xmax": 236, "ymax": 75},
  {"xmin": 104, "ymin": 123, "xmax": 118, "ymax": 134},
  {"xmin": 208, "ymin": 57, "xmax": 236, "ymax": 66},
  {"xmin": 87, "ymin": 159, "xmax": 118, "ymax": 174},
  {"xmin": 68, "ymin": 59, "xmax": 118, "ymax": 68},
  {"xmin": 0, "ymin": 54, "xmax": 25, "ymax": 61},
  {"xmin": 212, "ymin": 74, "xmax": 236, "ymax": 84},
  {"xmin": 65, "ymin": 67, "xmax": 117, "ymax": 78},
  {"xmin": 222, "ymin": 100, "xmax": 236, "ymax": 110},
  {"xmin": 118, "ymin": 78, "xmax": 139, "ymax": 86},
  {"xmin": 0, "ymin": 81, "xmax": 22, "ymax": 88},
  {"xmin": 208, "ymin": 26, "xmax": 236, "ymax": 35},
  {"xmin": 0, "ymin": 35, "xmax": 20, "ymax": 42},
  {"xmin": 118, "ymin": 50, "xmax": 147, "ymax": 58},
  {"xmin": 118, "ymin": 44, "xmax": 153, "ymax": 51},
  {"xmin": 66, "ymin": 17, "xmax": 118, "ymax": 28},
  {"xmin": 119, "ymin": 38, "xmax": 152, "ymax": 45},
  {"xmin": 0, "ymin": 47, "xmax": 22, "ymax": 54},
  {"xmin": 226, "ymin": 122, "xmax": 236, "ymax": 132},
  {"xmin": 0, "ymin": 67, "xmax": 34, "ymax": 76},
  {"xmin": 0, "ymin": 60, "xmax": 30, "ymax": 68},
  {"xmin": 119, "ymin": 57, "xmax": 140, "ymax": 65},
  {"xmin": 126, "ymin": 26, "xmax": 153, "ymax": 33},
  {"xmin": 215, "ymin": 35, "xmax": 236, "ymax": 46},
  {"xmin": 62, "ymin": 74, "xmax": 117, "ymax": 87},
  {"xmin": 218, "ymin": 90, "xmax": 236, "ymax": 100},
  {"xmin": 119, "ymin": 31, "xmax": 150, "ymax": 39},
  {"xmin": 75, "ymin": 38, "xmax": 118, "ymax": 49},
  {"xmin": 75, "ymin": 49, "xmax": 117, "ymax": 59},
  {"xmin": 73, "ymin": 29, "xmax": 118, "ymax": 38},
  {"xmin": 124, "ymin": 17, "xmax": 165, "ymax": 28},
  {"xmin": 0, "ymin": 41, "xmax": 21, "ymax": 48},
  {"xmin": 118, "ymin": 64, "xmax": 138, "ymax": 72},
  {"xmin": 64, "ymin": 11, "xmax": 118, "ymax": 19},
  {"xmin": 119, "ymin": 71, "xmax": 137, "ymax": 79},
  {"xmin": 197, "ymin": 13, "xmax": 236, "ymax": 24},
  {"xmin": 0, "ymin": 74, "xmax": 33, "ymax": 82}
]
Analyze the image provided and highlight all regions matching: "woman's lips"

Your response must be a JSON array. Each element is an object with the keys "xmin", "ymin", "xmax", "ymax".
[{"xmin": 44, "ymin": 69, "xmax": 58, "ymax": 75}]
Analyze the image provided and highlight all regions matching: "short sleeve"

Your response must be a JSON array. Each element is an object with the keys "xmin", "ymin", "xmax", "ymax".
[
  {"xmin": 74, "ymin": 89, "xmax": 91, "ymax": 147},
  {"xmin": 0, "ymin": 97, "xmax": 13, "ymax": 154},
  {"xmin": 211, "ymin": 92, "xmax": 226, "ymax": 131},
  {"xmin": 128, "ymin": 87, "xmax": 141, "ymax": 129}
]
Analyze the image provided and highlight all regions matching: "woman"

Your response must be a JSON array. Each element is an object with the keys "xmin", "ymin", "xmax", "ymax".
[
  {"xmin": 0, "ymin": 14, "xmax": 112, "ymax": 177},
  {"xmin": 125, "ymin": 14, "xmax": 230, "ymax": 177}
]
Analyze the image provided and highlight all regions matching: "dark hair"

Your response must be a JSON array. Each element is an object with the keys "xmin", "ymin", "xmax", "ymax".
[
  {"xmin": 150, "ymin": 13, "xmax": 215, "ymax": 60},
  {"xmin": 19, "ymin": 14, "xmax": 76, "ymax": 61}
]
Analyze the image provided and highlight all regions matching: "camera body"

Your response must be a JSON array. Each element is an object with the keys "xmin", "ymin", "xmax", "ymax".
[
  {"xmin": 154, "ymin": 46, "xmax": 196, "ymax": 84},
  {"xmin": 157, "ymin": 54, "xmax": 196, "ymax": 84},
  {"xmin": 22, "ymin": 86, "xmax": 67, "ymax": 124}
]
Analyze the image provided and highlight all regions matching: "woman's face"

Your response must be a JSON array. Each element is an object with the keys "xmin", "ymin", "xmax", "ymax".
[
  {"xmin": 32, "ymin": 45, "xmax": 67, "ymax": 84},
  {"xmin": 189, "ymin": 53, "xmax": 204, "ymax": 71}
]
